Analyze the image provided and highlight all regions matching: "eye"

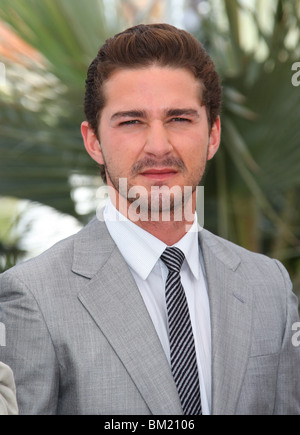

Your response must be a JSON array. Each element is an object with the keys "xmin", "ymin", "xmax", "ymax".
[
  {"xmin": 119, "ymin": 120, "xmax": 141, "ymax": 126},
  {"xmin": 170, "ymin": 117, "xmax": 191, "ymax": 123}
]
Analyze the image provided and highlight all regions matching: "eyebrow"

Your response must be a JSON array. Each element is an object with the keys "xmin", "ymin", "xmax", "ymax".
[
  {"xmin": 111, "ymin": 110, "xmax": 146, "ymax": 122},
  {"xmin": 110, "ymin": 108, "xmax": 200, "ymax": 122},
  {"xmin": 165, "ymin": 109, "xmax": 200, "ymax": 118}
]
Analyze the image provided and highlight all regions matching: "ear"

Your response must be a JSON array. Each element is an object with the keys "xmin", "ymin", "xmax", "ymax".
[
  {"xmin": 207, "ymin": 116, "xmax": 221, "ymax": 161},
  {"xmin": 81, "ymin": 121, "xmax": 104, "ymax": 165}
]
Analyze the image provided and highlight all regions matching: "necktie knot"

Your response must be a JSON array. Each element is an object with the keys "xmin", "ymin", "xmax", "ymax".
[{"xmin": 161, "ymin": 247, "xmax": 185, "ymax": 273}]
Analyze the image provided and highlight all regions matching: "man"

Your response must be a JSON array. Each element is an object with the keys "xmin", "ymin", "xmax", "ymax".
[
  {"xmin": 0, "ymin": 23, "xmax": 299, "ymax": 415},
  {"xmin": 0, "ymin": 362, "xmax": 18, "ymax": 415}
]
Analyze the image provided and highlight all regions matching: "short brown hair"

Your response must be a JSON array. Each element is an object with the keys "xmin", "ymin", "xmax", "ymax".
[{"xmin": 84, "ymin": 23, "xmax": 222, "ymax": 181}]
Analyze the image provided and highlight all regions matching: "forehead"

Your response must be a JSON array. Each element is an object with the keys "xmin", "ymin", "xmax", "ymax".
[{"xmin": 101, "ymin": 66, "xmax": 204, "ymax": 110}]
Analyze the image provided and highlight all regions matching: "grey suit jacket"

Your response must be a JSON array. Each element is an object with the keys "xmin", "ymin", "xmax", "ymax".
[{"xmin": 0, "ymin": 217, "xmax": 299, "ymax": 415}]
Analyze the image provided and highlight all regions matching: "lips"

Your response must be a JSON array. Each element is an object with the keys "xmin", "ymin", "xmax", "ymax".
[{"xmin": 140, "ymin": 168, "xmax": 178, "ymax": 180}]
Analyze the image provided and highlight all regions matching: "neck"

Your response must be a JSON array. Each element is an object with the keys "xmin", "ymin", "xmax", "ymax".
[
  {"xmin": 134, "ymin": 218, "xmax": 194, "ymax": 245},
  {"xmin": 110, "ymin": 189, "xmax": 196, "ymax": 245}
]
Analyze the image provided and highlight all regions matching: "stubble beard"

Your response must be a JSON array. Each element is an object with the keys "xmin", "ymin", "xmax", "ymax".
[{"xmin": 102, "ymin": 155, "xmax": 208, "ymax": 222}]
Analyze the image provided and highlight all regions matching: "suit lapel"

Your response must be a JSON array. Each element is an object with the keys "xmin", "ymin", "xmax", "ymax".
[
  {"xmin": 199, "ymin": 230, "xmax": 253, "ymax": 415},
  {"xmin": 73, "ymin": 218, "xmax": 182, "ymax": 415}
]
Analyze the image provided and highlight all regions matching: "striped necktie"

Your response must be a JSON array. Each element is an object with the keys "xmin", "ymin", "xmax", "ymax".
[{"xmin": 161, "ymin": 247, "xmax": 202, "ymax": 415}]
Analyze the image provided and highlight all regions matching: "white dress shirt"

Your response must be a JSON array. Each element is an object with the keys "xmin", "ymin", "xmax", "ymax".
[{"xmin": 103, "ymin": 199, "xmax": 212, "ymax": 415}]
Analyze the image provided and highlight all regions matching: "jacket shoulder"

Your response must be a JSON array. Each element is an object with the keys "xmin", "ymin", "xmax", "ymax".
[
  {"xmin": 199, "ymin": 228, "xmax": 291, "ymax": 288},
  {"xmin": 0, "ymin": 218, "xmax": 102, "ymax": 285}
]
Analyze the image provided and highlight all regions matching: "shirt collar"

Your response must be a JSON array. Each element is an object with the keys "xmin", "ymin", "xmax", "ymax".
[
  {"xmin": 103, "ymin": 199, "xmax": 201, "ymax": 281},
  {"xmin": 174, "ymin": 220, "xmax": 200, "ymax": 280}
]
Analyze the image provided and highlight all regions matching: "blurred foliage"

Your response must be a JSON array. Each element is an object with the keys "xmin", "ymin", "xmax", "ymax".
[
  {"xmin": 0, "ymin": 198, "xmax": 27, "ymax": 272},
  {"xmin": 0, "ymin": 0, "xmax": 299, "ymax": 298}
]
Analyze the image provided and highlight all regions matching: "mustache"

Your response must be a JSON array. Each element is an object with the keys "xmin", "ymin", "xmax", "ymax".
[{"xmin": 131, "ymin": 157, "xmax": 186, "ymax": 175}]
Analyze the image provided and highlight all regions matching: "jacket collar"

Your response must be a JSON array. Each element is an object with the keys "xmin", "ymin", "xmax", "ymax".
[{"xmin": 72, "ymin": 216, "xmax": 241, "ymax": 279}]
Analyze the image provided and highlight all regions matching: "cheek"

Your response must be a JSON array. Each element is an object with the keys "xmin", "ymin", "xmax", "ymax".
[
  {"xmin": 177, "ymin": 135, "xmax": 209, "ymax": 166},
  {"xmin": 101, "ymin": 134, "xmax": 141, "ymax": 173},
  {"xmin": 115, "ymin": 128, "xmax": 146, "ymax": 154}
]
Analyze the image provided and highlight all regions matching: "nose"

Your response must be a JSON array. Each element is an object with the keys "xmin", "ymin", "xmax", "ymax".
[{"xmin": 143, "ymin": 121, "xmax": 173, "ymax": 158}]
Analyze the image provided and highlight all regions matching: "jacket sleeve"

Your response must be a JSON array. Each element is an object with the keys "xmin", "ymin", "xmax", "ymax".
[
  {"xmin": 0, "ymin": 271, "xmax": 60, "ymax": 415},
  {"xmin": 273, "ymin": 260, "xmax": 300, "ymax": 415}
]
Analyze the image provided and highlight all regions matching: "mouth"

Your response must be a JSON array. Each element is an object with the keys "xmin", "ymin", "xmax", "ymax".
[{"xmin": 140, "ymin": 168, "xmax": 178, "ymax": 181}]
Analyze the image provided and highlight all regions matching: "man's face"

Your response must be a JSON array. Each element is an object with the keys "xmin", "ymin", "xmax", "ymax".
[{"xmin": 82, "ymin": 66, "xmax": 220, "ymax": 217}]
